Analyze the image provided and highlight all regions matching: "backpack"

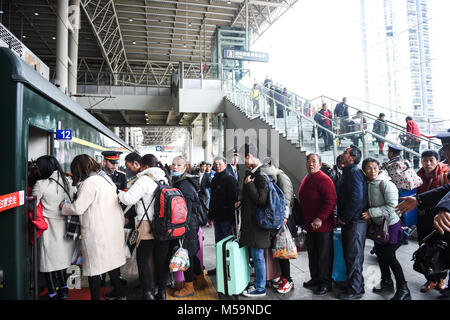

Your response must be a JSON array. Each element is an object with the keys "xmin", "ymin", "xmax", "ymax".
[
  {"xmin": 385, "ymin": 158, "xmax": 423, "ymax": 190},
  {"xmin": 255, "ymin": 172, "xmax": 286, "ymax": 230},
  {"xmin": 412, "ymin": 230, "xmax": 449, "ymax": 278},
  {"xmin": 151, "ymin": 181, "xmax": 188, "ymax": 241}
]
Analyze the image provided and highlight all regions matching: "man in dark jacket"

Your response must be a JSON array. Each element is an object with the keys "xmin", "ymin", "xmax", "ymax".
[
  {"xmin": 334, "ymin": 97, "xmax": 349, "ymax": 133},
  {"xmin": 238, "ymin": 143, "xmax": 270, "ymax": 298},
  {"xmin": 208, "ymin": 156, "xmax": 238, "ymax": 243},
  {"xmin": 198, "ymin": 161, "xmax": 211, "ymax": 208},
  {"xmin": 373, "ymin": 113, "xmax": 389, "ymax": 154},
  {"xmin": 337, "ymin": 145, "xmax": 369, "ymax": 300}
]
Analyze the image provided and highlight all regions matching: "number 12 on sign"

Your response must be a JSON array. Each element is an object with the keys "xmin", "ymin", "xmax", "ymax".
[{"xmin": 56, "ymin": 130, "xmax": 72, "ymax": 140}]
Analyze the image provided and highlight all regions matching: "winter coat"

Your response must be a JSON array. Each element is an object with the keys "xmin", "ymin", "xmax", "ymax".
[
  {"xmin": 239, "ymin": 166, "xmax": 271, "ymax": 249},
  {"xmin": 208, "ymin": 170, "xmax": 238, "ymax": 222},
  {"xmin": 366, "ymin": 171, "xmax": 400, "ymax": 226},
  {"xmin": 61, "ymin": 172, "xmax": 126, "ymax": 276},
  {"xmin": 373, "ymin": 119, "xmax": 389, "ymax": 142},
  {"xmin": 173, "ymin": 173, "xmax": 202, "ymax": 256},
  {"xmin": 298, "ymin": 170, "xmax": 337, "ymax": 233},
  {"xmin": 118, "ymin": 167, "xmax": 169, "ymax": 245},
  {"xmin": 260, "ymin": 164, "xmax": 294, "ymax": 219},
  {"xmin": 337, "ymin": 164, "xmax": 369, "ymax": 223},
  {"xmin": 32, "ymin": 171, "xmax": 76, "ymax": 272}
]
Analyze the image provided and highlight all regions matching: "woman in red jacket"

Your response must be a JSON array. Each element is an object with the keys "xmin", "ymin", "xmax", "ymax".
[{"xmin": 298, "ymin": 153, "xmax": 337, "ymax": 296}]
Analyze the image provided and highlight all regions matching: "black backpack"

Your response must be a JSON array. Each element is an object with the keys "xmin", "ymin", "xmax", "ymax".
[{"xmin": 412, "ymin": 230, "xmax": 449, "ymax": 277}]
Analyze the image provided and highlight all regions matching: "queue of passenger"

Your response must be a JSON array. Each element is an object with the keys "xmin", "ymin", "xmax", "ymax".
[{"xmin": 27, "ymin": 130, "xmax": 450, "ymax": 301}]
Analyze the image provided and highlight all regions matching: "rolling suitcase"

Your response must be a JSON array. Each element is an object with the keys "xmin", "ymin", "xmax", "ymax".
[
  {"xmin": 264, "ymin": 248, "xmax": 281, "ymax": 281},
  {"xmin": 398, "ymin": 188, "xmax": 418, "ymax": 227},
  {"xmin": 332, "ymin": 228, "xmax": 347, "ymax": 282},
  {"xmin": 216, "ymin": 211, "xmax": 250, "ymax": 298}
]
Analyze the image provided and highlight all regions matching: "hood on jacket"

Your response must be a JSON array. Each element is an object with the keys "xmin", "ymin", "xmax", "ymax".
[
  {"xmin": 138, "ymin": 167, "xmax": 168, "ymax": 184},
  {"xmin": 260, "ymin": 164, "xmax": 280, "ymax": 183},
  {"xmin": 173, "ymin": 173, "xmax": 200, "ymax": 188}
]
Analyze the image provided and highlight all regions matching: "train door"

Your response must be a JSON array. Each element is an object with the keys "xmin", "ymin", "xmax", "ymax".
[{"xmin": 27, "ymin": 125, "xmax": 52, "ymax": 299}]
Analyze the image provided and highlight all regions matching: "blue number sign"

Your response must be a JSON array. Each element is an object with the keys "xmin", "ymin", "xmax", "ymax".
[{"xmin": 56, "ymin": 130, "xmax": 72, "ymax": 140}]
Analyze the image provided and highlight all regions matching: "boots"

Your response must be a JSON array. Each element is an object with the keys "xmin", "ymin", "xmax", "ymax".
[
  {"xmin": 391, "ymin": 282, "xmax": 411, "ymax": 300},
  {"xmin": 194, "ymin": 274, "xmax": 208, "ymax": 290},
  {"xmin": 155, "ymin": 286, "xmax": 167, "ymax": 300},
  {"xmin": 45, "ymin": 272, "xmax": 58, "ymax": 300},
  {"xmin": 175, "ymin": 281, "xmax": 184, "ymax": 291},
  {"xmin": 173, "ymin": 282, "xmax": 195, "ymax": 298},
  {"xmin": 373, "ymin": 279, "xmax": 394, "ymax": 293}
]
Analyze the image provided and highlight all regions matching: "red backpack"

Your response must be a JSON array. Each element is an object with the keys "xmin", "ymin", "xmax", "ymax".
[{"xmin": 151, "ymin": 181, "xmax": 188, "ymax": 241}]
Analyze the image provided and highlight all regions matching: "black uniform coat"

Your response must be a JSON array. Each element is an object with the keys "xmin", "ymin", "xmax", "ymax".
[
  {"xmin": 173, "ymin": 173, "xmax": 202, "ymax": 256},
  {"xmin": 208, "ymin": 170, "xmax": 238, "ymax": 222},
  {"xmin": 238, "ymin": 167, "xmax": 271, "ymax": 249},
  {"xmin": 109, "ymin": 170, "xmax": 127, "ymax": 191}
]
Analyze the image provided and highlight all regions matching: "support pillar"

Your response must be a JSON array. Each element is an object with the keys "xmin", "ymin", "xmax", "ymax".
[
  {"xmin": 124, "ymin": 127, "xmax": 130, "ymax": 145},
  {"xmin": 203, "ymin": 113, "xmax": 211, "ymax": 163},
  {"xmin": 68, "ymin": 0, "xmax": 80, "ymax": 100},
  {"xmin": 56, "ymin": 0, "xmax": 69, "ymax": 94}
]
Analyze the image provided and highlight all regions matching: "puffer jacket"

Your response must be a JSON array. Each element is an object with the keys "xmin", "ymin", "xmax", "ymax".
[
  {"xmin": 260, "ymin": 164, "xmax": 294, "ymax": 219},
  {"xmin": 367, "ymin": 171, "xmax": 400, "ymax": 226},
  {"xmin": 118, "ymin": 167, "xmax": 168, "ymax": 223}
]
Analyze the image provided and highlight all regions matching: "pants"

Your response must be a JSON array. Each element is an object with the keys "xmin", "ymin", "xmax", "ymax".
[
  {"xmin": 278, "ymin": 258, "xmax": 291, "ymax": 281},
  {"xmin": 342, "ymin": 220, "xmax": 368, "ymax": 294},
  {"xmin": 252, "ymin": 99, "xmax": 260, "ymax": 114},
  {"xmin": 184, "ymin": 255, "xmax": 202, "ymax": 282},
  {"xmin": 322, "ymin": 128, "xmax": 333, "ymax": 150},
  {"xmin": 88, "ymin": 267, "xmax": 122, "ymax": 300},
  {"xmin": 214, "ymin": 220, "xmax": 233, "ymax": 244},
  {"xmin": 378, "ymin": 141, "xmax": 385, "ymax": 153},
  {"xmin": 136, "ymin": 239, "xmax": 171, "ymax": 293},
  {"xmin": 45, "ymin": 270, "xmax": 67, "ymax": 294},
  {"xmin": 374, "ymin": 242, "xmax": 406, "ymax": 285},
  {"xmin": 251, "ymin": 248, "xmax": 266, "ymax": 292},
  {"xmin": 306, "ymin": 232, "xmax": 334, "ymax": 287}
]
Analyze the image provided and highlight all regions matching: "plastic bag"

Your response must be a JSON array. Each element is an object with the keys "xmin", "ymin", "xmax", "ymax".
[
  {"xmin": 272, "ymin": 225, "xmax": 298, "ymax": 259},
  {"xmin": 169, "ymin": 247, "xmax": 190, "ymax": 272}
]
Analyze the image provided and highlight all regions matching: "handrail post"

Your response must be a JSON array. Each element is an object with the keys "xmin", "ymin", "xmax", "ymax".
[
  {"xmin": 362, "ymin": 130, "xmax": 368, "ymax": 159},
  {"xmin": 333, "ymin": 134, "xmax": 338, "ymax": 164},
  {"xmin": 284, "ymin": 107, "xmax": 288, "ymax": 137},
  {"xmin": 314, "ymin": 123, "xmax": 319, "ymax": 153}
]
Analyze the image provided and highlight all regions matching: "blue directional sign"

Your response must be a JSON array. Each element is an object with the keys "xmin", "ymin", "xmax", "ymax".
[
  {"xmin": 56, "ymin": 130, "xmax": 72, "ymax": 140},
  {"xmin": 223, "ymin": 49, "xmax": 269, "ymax": 63}
]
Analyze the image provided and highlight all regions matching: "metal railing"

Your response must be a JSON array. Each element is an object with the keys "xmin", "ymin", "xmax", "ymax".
[{"xmin": 223, "ymin": 79, "xmax": 443, "ymax": 167}]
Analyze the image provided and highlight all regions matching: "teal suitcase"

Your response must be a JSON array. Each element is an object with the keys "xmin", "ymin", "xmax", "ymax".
[{"xmin": 216, "ymin": 235, "xmax": 250, "ymax": 297}]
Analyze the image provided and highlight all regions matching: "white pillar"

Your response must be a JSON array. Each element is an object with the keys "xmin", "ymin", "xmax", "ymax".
[
  {"xmin": 68, "ymin": 0, "xmax": 80, "ymax": 100},
  {"xmin": 114, "ymin": 127, "xmax": 120, "ymax": 136},
  {"xmin": 56, "ymin": 0, "xmax": 69, "ymax": 94},
  {"xmin": 189, "ymin": 127, "xmax": 194, "ymax": 165},
  {"xmin": 124, "ymin": 127, "xmax": 130, "ymax": 145},
  {"xmin": 203, "ymin": 113, "xmax": 211, "ymax": 163}
]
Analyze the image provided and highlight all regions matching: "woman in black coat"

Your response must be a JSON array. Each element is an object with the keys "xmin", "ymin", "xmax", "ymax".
[{"xmin": 171, "ymin": 155, "xmax": 206, "ymax": 298}]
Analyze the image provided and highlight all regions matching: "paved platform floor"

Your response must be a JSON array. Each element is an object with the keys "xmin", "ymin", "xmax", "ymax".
[{"xmin": 116, "ymin": 225, "xmax": 449, "ymax": 301}]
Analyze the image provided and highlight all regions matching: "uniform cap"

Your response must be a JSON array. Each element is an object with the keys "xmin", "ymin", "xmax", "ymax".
[
  {"xmin": 436, "ymin": 132, "xmax": 450, "ymax": 148},
  {"xmin": 101, "ymin": 150, "xmax": 122, "ymax": 164},
  {"xmin": 388, "ymin": 144, "xmax": 403, "ymax": 152}
]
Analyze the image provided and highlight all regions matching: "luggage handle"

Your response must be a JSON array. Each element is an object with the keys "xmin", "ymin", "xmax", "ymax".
[
  {"xmin": 26, "ymin": 196, "xmax": 39, "ymax": 301},
  {"xmin": 234, "ymin": 209, "xmax": 241, "ymax": 242}
]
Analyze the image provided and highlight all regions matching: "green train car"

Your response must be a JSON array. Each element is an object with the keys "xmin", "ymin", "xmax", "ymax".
[{"xmin": 0, "ymin": 47, "xmax": 133, "ymax": 299}]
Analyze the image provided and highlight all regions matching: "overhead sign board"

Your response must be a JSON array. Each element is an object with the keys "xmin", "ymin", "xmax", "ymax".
[{"xmin": 223, "ymin": 49, "xmax": 269, "ymax": 63}]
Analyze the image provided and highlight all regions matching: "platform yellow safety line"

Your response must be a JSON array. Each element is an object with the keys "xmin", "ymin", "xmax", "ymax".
[
  {"xmin": 69, "ymin": 137, "xmax": 110, "ymax": 151},
  {"xmin": 167, "ymin": 274, "xmax": 219, "ymax": 300}
]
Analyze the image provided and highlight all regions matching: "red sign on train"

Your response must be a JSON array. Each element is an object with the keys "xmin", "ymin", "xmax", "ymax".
[{"xmin": 0, "ymin": 191, "xmax": 25, "ymax": 213}]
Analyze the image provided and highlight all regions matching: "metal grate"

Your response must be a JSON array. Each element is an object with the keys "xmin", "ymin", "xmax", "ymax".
[{"xmin": 0, "ymin": 23, "xmax": 24, "ymax": 56}]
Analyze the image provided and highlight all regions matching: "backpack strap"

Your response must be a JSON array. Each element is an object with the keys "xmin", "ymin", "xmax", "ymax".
[
  {"xmin": 49, "ymin": 178, "xmax": 73, "ymax": 202},
  {"xmin": 137, "ymin": 196, "xmax": 155, "ymax": 229}
]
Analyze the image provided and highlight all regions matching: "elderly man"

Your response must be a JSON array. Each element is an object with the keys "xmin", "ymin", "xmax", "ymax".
[
  {"xmin": 298, "ymin": 153, "xmax": 337, "ymax": 295},
  {"xmin": 337, "ymin": 145, "xmax": 369, "ymax": 300}
]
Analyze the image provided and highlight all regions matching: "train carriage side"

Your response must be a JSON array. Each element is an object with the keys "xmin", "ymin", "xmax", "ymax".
[{"xmin": 0, "ymin": 47, "xmax": 132, "ymax": 299}]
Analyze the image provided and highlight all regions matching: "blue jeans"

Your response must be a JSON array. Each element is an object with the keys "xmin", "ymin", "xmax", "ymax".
[
  {"xmin": 251, "ymin": 248, "xmax": 266, "ymax": 292},
  {"xmin": 214, "ymin": 220, "xmax": 232, "ymax": 244}
]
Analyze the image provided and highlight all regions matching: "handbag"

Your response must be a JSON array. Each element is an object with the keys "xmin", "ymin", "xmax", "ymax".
[
  {"xmin": 169, "ymin": 240, "xmax": 190, "ymax": 272},
  {"xmin": 272, "ymin": 225, "xmax": 298, "ymax": 259},
  {"xmin": 385, "ymin": 159, "xmax": 423, "ymax": 190},
  {"xmin": 412, "ymin": 230, "xmax": 449, "ymax": 277},
  {"xmin": 367, "ymin": 218, "xmax": 390, "ymax": 244},
  {"xmin": 127, "ymin": 198, "xmax": 154, "ymax": 248}
]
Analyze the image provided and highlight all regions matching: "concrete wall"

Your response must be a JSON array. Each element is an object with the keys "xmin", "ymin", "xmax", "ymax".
[{"xmin": 223, "ymin": 98, "xmax": 307, "ymax": 193}]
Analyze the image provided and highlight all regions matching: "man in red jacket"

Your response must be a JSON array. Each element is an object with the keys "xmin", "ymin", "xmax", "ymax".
[
  {"xmin": 405, "ymin": 116, "xmax": 422, "ymax": 168},
  {"xmin": 298, "ymin": 153, "xmax": 337, "ymax": 295}
]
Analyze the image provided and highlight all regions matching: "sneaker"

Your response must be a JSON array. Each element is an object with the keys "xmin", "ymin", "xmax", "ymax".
[
  {"xmin": 272, "ymin": 277, "xmax": 283, "ymax": 289},
  {"xmin": 104, "ymin": 290, "xmax": 127, "ymax": 300},
  {"xmin": 277, "ymin": 279, "xmax": 294, "ymax": 294},
  {"xmin": 242, "ymin": 287, "xmax": 266, "ymax": 298}
]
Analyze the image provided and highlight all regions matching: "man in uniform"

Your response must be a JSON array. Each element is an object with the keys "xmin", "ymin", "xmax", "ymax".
[
  {"xmin": 100, "ymin": 150, "xmax": 128, "ymax": 289},
  {"xmin": 102, "ymin": 150, "xmax": 127, "ymax": 191},
  {"xmin": 437, "ymin": 131, "xmax": 450, "ymax": 164}
]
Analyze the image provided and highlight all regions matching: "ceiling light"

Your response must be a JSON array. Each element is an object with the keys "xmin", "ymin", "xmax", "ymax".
[
  {"xmin": 183, "ymin": 44, "xmax": 187, "ymax": 48},
  {"xmin": 52, "ymin": 36, "xmax": 56, "ymax": 40},
  {"xmin": 132, "ymin": 41, "xmax": 136, "ymax": 45},
  {"xmin": 0, "ymin": 10, "xmax": 4, "ymax": 14},
  {"xmin": 188, "ymin": 22, "xmax": 192, "ymax": 27},
  {"xmin": 129, "ymin": 18, "xmax": 133, "ymax": 22},
  {"xmin": 34, "ymin": 11, "xmax": 39, "ymax": 16},
  {"xmin": 22, "ymin": 35, "xmax": 26, "ymax": 38},
  {"xmin": 227, "ymin": 1, "xmax": 231, "ymax": 4}
]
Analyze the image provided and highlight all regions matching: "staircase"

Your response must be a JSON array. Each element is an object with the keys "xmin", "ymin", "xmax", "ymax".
[{"xmin": 223, "ymin": 80, "xmax": 443, "ymax": 184}]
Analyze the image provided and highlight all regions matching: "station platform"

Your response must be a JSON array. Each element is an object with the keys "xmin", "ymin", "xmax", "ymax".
[{"xmin": 40, "ymin": 224, "xmax": 448, "ymax": 301}]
